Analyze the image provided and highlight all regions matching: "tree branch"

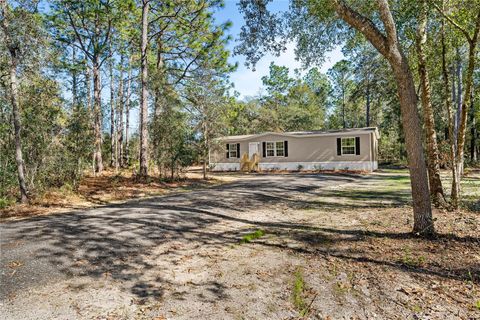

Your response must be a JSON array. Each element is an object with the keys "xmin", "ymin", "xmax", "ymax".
[
  {"xmin": 377, "ymin": 0, "xmax": 398, "ymax": 46},
  {"xmin": 65, "ymin": 6, "xmax": 92, "ymax": 60},
  {"xmin": 432, "ymin": 1, "xmax": 472, "ymax": 42},
  {"xmin": 332, "ymin": 0, "xmax": 389, "ymax": 57}
]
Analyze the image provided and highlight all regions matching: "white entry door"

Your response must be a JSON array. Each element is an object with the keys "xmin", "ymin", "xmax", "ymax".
[{"xmin": 249, "ymin": 142, "xmax": 259, "ymax": 158}]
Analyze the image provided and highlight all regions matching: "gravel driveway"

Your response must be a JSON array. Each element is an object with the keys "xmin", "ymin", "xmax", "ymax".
[
  {"xmin": 1, "ymin": 173, "xmax": 361, "ymax": 319},
  {"xmin": 2, "ymin": 172, "xmax": 477, "ymax": 319}
]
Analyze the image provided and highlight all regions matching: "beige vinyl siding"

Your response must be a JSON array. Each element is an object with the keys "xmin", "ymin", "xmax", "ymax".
[{"xmin": 211, "ymin": 133, "xmax": 373, "ymax": 163}]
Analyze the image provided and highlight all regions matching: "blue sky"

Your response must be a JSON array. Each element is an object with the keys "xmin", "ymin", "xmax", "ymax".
[{"xmin": 213, "ymin": 0, "xmax": 344, "ymax": 98}]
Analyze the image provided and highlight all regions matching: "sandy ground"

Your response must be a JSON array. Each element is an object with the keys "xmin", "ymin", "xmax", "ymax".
[{"xmin": 0, "ymin": 171, "xmax": 479, "ymax": 319}]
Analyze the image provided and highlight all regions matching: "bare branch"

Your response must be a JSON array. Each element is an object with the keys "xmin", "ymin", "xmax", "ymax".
[{"xmin": 65, "ymin": 6, "xmax": 92, "ymax": 60}]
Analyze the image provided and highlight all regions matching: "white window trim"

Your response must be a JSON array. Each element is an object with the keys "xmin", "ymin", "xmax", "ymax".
[
  {"xmin": 265, "ymin": 141, "xmax": 285, "ymax": 157},
  {"xmin": 341, "ymin": 137, "xmax": 356, "ymax": 156},
  {"xmin": 275, "ymin": 141, "xmax": 285, "ymax": 157},
  {"xmin": 228, "ymin": 143, "xmax": 238, "ymax": 158}
]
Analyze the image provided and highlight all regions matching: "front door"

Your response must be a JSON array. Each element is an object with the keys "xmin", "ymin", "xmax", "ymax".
[{"xmin": 249, "ymin": 142, "xmax": 259, "ymax": 158}]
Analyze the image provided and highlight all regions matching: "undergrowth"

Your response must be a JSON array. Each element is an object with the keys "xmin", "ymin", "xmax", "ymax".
[{"xmin": 240, "ymin": 229, "xmax": 265, "ymax": 244}]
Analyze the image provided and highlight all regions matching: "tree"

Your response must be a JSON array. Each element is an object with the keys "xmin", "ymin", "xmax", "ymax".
[
  {"xmin": 109, "ymin": 57, "xmax": 117, "ymax": 169},
  {"xmin": 415, "ymin": 0, "xmax": 446, "ymax": 207},
  {"xmin": 146, "ymin": 0, "xmax": 233, "ymax": 176},
  {"xmin": 1, "ymin": 0, "xmax": 30, "ymax": 203},
  {"xmin": 50, "ymin": 0, "xmax": 127, "ymax": 174},
  {"xmin": 185, "ymin": 73, "xmax": 230, "ymax": 179},
  {"xmin": 434, "ymin": 0, "xmax": 480, "ymax": 209},
  {"xmin": 139, "ymin": 0, "xmax": 149, "ymax": 177},
  {"xmin": 328, "ymin": 60, "xmax": 353, "ymax": 129},
  {"xmin": 124, "ymin": 55, "xmax": 134, "ymax": 167},
  {"xmin": 237, "ymin": 0, "xmax": 434, "ymax": 236}
]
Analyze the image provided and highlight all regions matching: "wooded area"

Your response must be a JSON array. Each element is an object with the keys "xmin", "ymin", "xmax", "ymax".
[{"xmin": 1, "ymin": 0, "xmax": 479, "ymax": 237}]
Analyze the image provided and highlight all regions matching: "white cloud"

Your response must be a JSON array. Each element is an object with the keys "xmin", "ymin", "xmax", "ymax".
[{"xmin": 230, "ymin": 43, "xmax": 344, "ymax": 99}]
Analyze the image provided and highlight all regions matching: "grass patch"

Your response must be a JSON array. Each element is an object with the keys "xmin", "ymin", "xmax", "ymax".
[
  {"xmin": 399, "ymin": 247, "xmax": 426, "ymax": 268},
  {"xmin": 292, "ymin": 268, "xmax": 308, "ymax": 317},
  {"xmin": 240, "ymin": 229, "xmax": 265, "ymax": 244},
  {"xmin": 0, "ymin": 197, "xmax": 15, "ymax": 209}
]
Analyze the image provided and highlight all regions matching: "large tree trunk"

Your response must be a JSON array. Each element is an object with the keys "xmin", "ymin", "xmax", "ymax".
[
  {"xmin": 391, "ymin": 54, "xmax": 434, "ymax": 235},
  {"xmin": 440, "ymin": 17, "xmax": 459, "ymax": 209},
  {"xmin": 333, "ymin": 0, "xmax": 433, "ymax": 236},
  {"xmin": 139, "ymin": 0, "xmax": 149, "ymax": 177},
  {"xmin": 92, "ymin": 57, "xmax": 103, "ymax": 173},
  {"xmin": 109, "ymin": 60, "xmax": 117, "ymax": 169},
  {"xmin": 117, "ymin": 54, "xmax": 124, "ymax": 168},
  {"xmin": 1, "ymin": 1, "xmax": 28, "ymax": 203},
  {"xmin": 416, "ymin": 0, "xmax": 446, "ymax": 207}
]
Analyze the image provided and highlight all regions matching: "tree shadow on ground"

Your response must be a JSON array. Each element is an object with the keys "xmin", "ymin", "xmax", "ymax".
[{"xmin": 1, "ymin": 173, "xmax": 478, "ymax": 304}]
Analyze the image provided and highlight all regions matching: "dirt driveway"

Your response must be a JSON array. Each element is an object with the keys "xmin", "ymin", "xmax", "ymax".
[{"xmin": 1, "ymin": 172, "xmax": 479, "ymax": 319}]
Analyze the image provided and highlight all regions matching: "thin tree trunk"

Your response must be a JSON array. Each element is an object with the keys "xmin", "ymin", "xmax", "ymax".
[
  {"xmin": 202, "ymin": 160, "xmax": 207, "ymax": 179},
  {"xmin": 454, "ymin": 8, "xmax": 480, "ymax": 203},
  {"xmin": 455, "ymin": 40, "xmax": 479, "ymax": 183},
  {"xmin": 203, "ymin": 122, "xmax": 208, "ymax": 180},
  {"xmin": 342, "ymin": 82, "xmax": 346, "ymax": 128},
  {"xmin": 72, "ymin": 45, "xmax": 82, "ymax": 181},
  {"xmin": 7, "ymin": 44, "xmax": 28, "ymax": 203},
  {"xmin": 86, "ymin": 63, "xmax": 92, "ymax": 112},
  {"xmin": 1, "ymin": 0, "xmax": 28, "ymax": 203},
  {"xmin": 93, "ymin": 57, "xmax": 103, "ymax": 173},
  {"xmin": 72, "ymin": 45, "xmax": 78, "ymax": 108},
  {"xmin": 333, "ymin": 0, "xmax": 433, "ymax": 236},
  {"xmin": 416, "ymin": 0, "xmax": 446, "ymax": 207},
  {"xmin": 451, "ymin": 65, "xmax": 457, "ymax": 151},
  {"xmin": 455, "ymin": 48, "xmax": 462, "ymax": 149},
  {"xmin": 85, "ymin": 63, "xmax": 96, "ymax": 176},
  {"xmin": 440, "ymin": 15, "xmax": 459, "ymax": 209},
  {"xmin": 139, "ymin": 0, "xmax": 149, "ymax": 177},
  {"xmin": 124, "ymin": 57, "xmax": 132, "ymax": 167},
  {"xmin": 439, "ymin": 4, "xmax": 480, "ymax": 208},
  {"xmin": 366, "ymin": 80, "xmax": 370, "ymax": 127},
  {"xmin": 470, "ymin": 96, "xmax": 477, "ymax": 162},
  {"xmin": 109, "ymin": 59, "xmax": 116, "ymax": 169},
  {"xmin": 117, "ymin": 54, "xmax": 125, "ymax": 168}
]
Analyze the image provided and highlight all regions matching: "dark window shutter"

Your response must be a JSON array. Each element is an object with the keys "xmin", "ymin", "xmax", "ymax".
[
  {"xmin": 355, "ymin": 137, "xmax": 360, "ymax": 155},
  {"xmin": 226, "ymin": 143, "xmax": 229, "ymax": 158},
  {"xmin": 237, "ymin": 143, "xmax": 240, "ymax": 158},
  {"xmin": 284, "ymin": 140, "xmax": 288, "ymax": 157},
  {"xmin": 337, "ymin": 138, "xmax": 341, "ymax": 155},
  {"xmin": 262, "ymin": 142, "xmax": 266, "ymax": 157}
]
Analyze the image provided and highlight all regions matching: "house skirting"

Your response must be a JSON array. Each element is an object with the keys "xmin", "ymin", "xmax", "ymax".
[{"xmin": 210, "ymin": 161, "xmax": 378, "ymax": 172}]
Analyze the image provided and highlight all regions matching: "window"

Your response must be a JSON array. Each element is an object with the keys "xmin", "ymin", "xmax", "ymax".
[
  {"xmin": 341, "ymin": 137, "xmax": 356, "ymax": 155},
  {"xmin": 266, "ymin": 142, "xmax": 275, "ymax": 157},
  {"xmin": 228, "ymin": 143, "xmax": 238, "ymax": 158},
  {"xmin": 275, "ymin": 141, "xmax": 285, "ymax": 156},
  {"xmin": 266, "ymin": 141, "xmax": 285, "ymax": 157}
]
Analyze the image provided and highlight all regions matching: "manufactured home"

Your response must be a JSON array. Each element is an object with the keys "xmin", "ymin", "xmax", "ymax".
[{"xmin": 209, "ymin": 127, "xmax": 379, "ymax": 172}]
